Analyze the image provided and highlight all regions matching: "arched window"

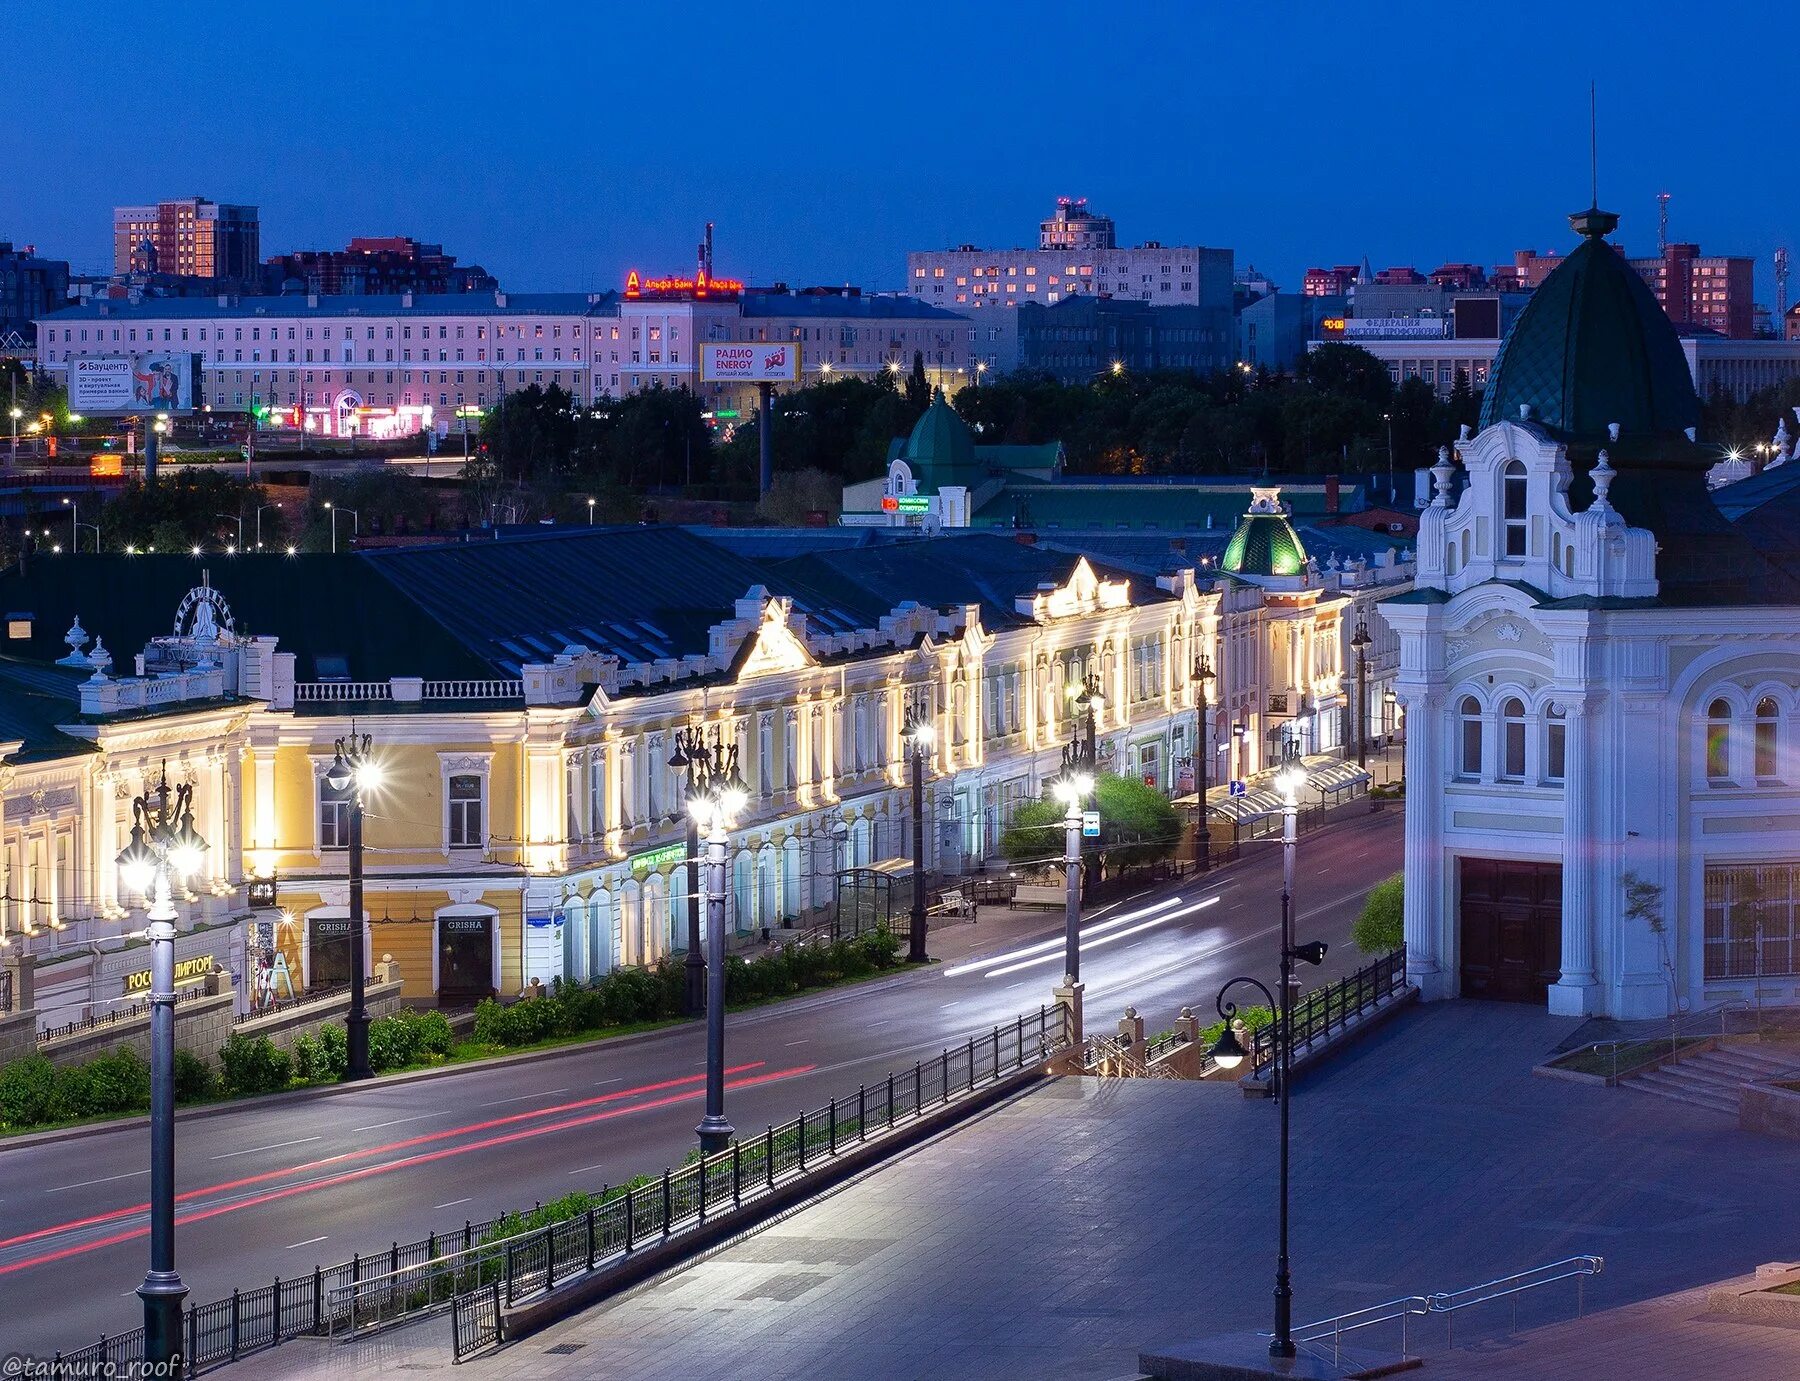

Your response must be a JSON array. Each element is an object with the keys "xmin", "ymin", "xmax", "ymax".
[
  {"xmin": 1503, "ymin": 461, "xmax": 1527, "ymax": 556},
  {"xmin": 1563, "ymin": 542, "xmax": 1575, "ymax": 578},
  {"xmin": 1446, "ymin": 537, "xmax": 1458, "ymax": 576},
  {"xmin": 1551, "ymin": 531, "xmax": 1562, "ymax": 571},
  {"xmin": 1500, "ymin": 697, "xmax": 1527, "ymax": 780},
  {"xmin": 1544, "ymin": 706, "xmax": 1567, "ymax": 782},
  {"xmin": 1459, "ymin": 696, "xmax": 1483, "ymax": 777},
  {"xmin": 1706, "ymin": 699, "xmax": 1732, "ymax": 781},
  {"xmin": 1755, "ymin": 697, "xmax": 1780, "ymax": 780},
  {"xmin": 1460, "ymin": 528, "xmax": 1471, "ymax": 569}
]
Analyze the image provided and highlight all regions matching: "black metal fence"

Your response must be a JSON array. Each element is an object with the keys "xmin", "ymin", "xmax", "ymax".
[
  {"xmin": 443, "ymin": 1003, "xmax": 1072, "ymax": 1360},
  {"xmin": 1249, "ymin": 946, "xmax": 1408, "ymax": 1078},
  {"xmin": 50, "ymin": 1003, "xmax": 1073, "ymax": 1377},
  {"xmin": 37, "ymin": 985, "xmax": 208, "ymax": 1045}
]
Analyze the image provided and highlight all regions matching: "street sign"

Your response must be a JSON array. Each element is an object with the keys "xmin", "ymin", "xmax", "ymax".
[
  {"xmin": 1229, "ymin": 780, "xmax": 1247, "ymax": 797},
  {"xmin": 1081, "ymin": 810, "xmax": 1101, "ymax": 837}
]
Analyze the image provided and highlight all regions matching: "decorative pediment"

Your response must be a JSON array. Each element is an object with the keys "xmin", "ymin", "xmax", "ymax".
[
  {"xmin": 736, "ymin": 596, "xmax": 817, "ymax": 680},
  {"xmin": 1017, "ymin": 558, "xmax": 1131, "ymax": 623}
]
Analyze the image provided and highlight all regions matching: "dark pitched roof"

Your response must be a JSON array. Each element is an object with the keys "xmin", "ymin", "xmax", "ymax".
[
  {"xmin": 757, "ymin": 532, "xmax": 1170, "ymax": 630},
  {"xmin": 1479, "ymin": 209, "xmax": 1702, "ymax": 448},
  {"xmin": 0, "ymin": 658, "xmax": 96, "ymax": 762}
]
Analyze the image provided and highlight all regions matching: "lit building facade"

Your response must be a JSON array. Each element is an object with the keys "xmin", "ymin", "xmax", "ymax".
[
  {"xmin": 1383, "ymin": 207, "xmax": 1800, "ymax": 1019},
  {"xmin": 113, "ymin": 198, "xmax": 260, "ymax": 281},
  {"xmin": 908, "ymin": 201, "xmax": 1233, "ymax": 315}
]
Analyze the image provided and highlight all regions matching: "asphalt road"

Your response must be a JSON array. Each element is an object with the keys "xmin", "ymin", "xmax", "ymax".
[{"xmin": 0, "ymin": 808, "xmax": 1400, "ymax": 1357}]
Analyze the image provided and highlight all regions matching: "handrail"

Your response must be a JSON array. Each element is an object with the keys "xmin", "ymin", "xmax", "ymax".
[
  {"xmin": 1562, "ymin": 1000, "xmax": 1750, "ymax": 1081},
  {"xmin": 1290, "ymin": 1255, "xmax": 1604, "ymax": 1365}
]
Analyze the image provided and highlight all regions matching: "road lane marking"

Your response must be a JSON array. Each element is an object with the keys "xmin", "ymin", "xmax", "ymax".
[
  {"xmin": 943, "ymin": 896, "xmax": 1189, "ymax": 977},
  {"xmin": 352, "ymin": 1113, "xmax": 442, "ymax": 1133},
  {"xmin": 46, "ymin": 1169, "xmax": 149, "ymax": 1193},
  {"xmin": 594, "ymin": 1077, "xmax": 623, "ymax": 1087},
  {"xmin": 1, "ymin": 1065, "xmax": 767, "ymax": 1257},
  {"xmin": 211, "ymin": 1137, "xmax": 322, "ymax": 1160},
  {"xmin": 478, "ymin": 1088, "xmax": 567, "ymax": 1107},
  {"xmin": 785, "ymin": 1039, "xmax": 809, "ymax": 1046},
  {"xmin": 981, "ymin": 899, "xmax": 1219, "ymax": 978},
  {"xmin": 433, "ymin": 1198, "xmax": 472, "ymax": 1210},
  {"xmin": 285, "ymin": 1235, "xmax": 328, "ymax": 1250},
  {"xmin": 0, "ymin": 1065, "xmax": 818, "ymax": 1278}
]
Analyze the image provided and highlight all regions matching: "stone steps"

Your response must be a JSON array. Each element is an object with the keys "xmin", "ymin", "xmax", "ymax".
[{"xmin": 1623, "ymin": 1044, "xmax": 1800, "ymax": 1116}]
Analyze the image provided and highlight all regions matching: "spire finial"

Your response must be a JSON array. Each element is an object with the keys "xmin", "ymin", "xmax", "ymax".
[
  {"xmin": 1592, "ymin": 450, "xmax": 1616, "ymax": 510},
  {"xmin": 1589, "ymin": 79, "xmax": 1598, "ymax": 210}
]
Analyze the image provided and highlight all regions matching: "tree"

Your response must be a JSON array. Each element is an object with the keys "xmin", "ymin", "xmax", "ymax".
[
  {"xmin": 755, "ymin": 467, "xmax": 841, "ymax": 526},
  {"xmin": 1297, "ymin": 343, "xmax": 1395, "ymax": 410},
  {"xmin": 997, "ymin": 773, "xmax": 1180, "ymax": 880},
  {"xmin": 905, "ymin": 351, "xmax": 931, "ymax": 412},
  {"xmin": 1622, "ymin": 870, "xmax": 1678, "ymax": 1052},
  {"xmin": 1352, "ymin": 873, "xmax": 1403, "ymax": 954},
  {"xmin": 101, "ymin": 471, "xmax": 279, "ymax": 550}
]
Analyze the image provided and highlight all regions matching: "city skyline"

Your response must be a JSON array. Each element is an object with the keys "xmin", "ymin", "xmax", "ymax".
[{"xmin": 6, "ymin": 0, "xmax": 1794, "ymax": 302}]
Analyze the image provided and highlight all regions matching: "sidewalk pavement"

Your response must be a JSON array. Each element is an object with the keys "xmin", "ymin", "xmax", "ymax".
[{"xmin": 255, "ymin": 997, "xmax": 1800, "ymax": 1380}]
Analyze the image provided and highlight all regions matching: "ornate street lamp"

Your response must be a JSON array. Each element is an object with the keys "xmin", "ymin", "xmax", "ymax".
[
  {"xmin": 685, "ymin": 730, "xmax": 750, "ymax": 1153},
  {"xmin": 1071, "ymin": 672, "xmax": 1103, "ymax": 764},
  {"xmin": 115, "ymin": 767, "xmax": 209, "ymax": 1372},
  {"xmin": 1350, "ymin": 614, "xmax": 1372, "ymax": 770},
  {"xmin": 903, "ymin": 703, "xmax": 936, "ymax": 964},
  {"xmin": 1051, "ymin": 735, "xmax": 1097, "ymax": 989},
  {"xmin": 324, "ymin": 734, "xmax": 379, "ymax": 1080},
  {"xmin": 1192, "ymin": 652, "xmax": 1216, "ymax": 872},
  {"xmin": 1208, "ymin": 748, "xmax": 1326, "ymax": 1361},
  {"xmin": 669, "ymin": 727, "xmax": 709, "ymax": 1016}
]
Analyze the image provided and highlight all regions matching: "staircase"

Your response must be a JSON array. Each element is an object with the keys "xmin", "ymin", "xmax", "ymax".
[{"xmin": 1626, "ymin": 1044, "xmax": 1800, "ymax": 1115}]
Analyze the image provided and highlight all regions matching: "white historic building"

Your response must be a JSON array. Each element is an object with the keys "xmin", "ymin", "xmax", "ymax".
[{"xmin": 1383, "ymin": 207, "xmax": 1800, "ymax": 1019}]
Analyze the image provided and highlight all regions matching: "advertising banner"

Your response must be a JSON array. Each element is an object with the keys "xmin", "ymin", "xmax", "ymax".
[
  {"xmin": 68, "ymin": 353, "xmax": 199, "ymax": 414},
  {"xmin": 700, "ymin": 342, "xmax": 801, "ymax": 384}
]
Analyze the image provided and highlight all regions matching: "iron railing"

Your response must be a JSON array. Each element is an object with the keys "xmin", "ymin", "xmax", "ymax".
[
  {"xmin": 237, "ymin": 982, "xmax": 353, "ymax": 1023},
  {"xmin": 1248, "ymin": 947, "xmax": 1408, "ymax": 1078},
  {"xmin": 441, "ymin": 1003, "xmax": 1073, "ymax": 1360},
  {"xmin": 37, "ymin": 984, "xmax": 208, "ymax": 1045},
  {"xmin": 1560, "ymin": 1001, "xmax": 1749, "ymax": 1082},
  {"xmin": 51, "ymin": 1003, "xmax": 1072, "ymax": 1376},
  {"xmin": 1290, "ymin": 1254, "xmax": 1604, "ymax": 1368}
]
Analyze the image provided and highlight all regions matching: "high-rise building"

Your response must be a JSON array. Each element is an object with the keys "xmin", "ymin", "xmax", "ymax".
[
  {"xmin": 112, "ymin": 198, "xmax": 260, "ymax": 281},
  {"xmin": 0, "ymin": 242, "xmax": 70, "ymax": 344},
  {"xmin": 1303, "ymin": 266, "xmax": 1359, "ymax": 297},
  {"xmin": 908, "ymin": 200, "xmax": 1233, "ymax": 314},
  {"xmin": 262, "ymin": 237, "xmax": 498, "ymax": 296},
  {"xmin": 1632, "ymin": 243, "xmax": 1754, "ymax": 339}
]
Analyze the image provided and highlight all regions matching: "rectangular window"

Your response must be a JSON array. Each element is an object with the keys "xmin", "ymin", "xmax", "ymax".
[
  {"xmin": 1704, "ymin": 863, "xmax": 1800, "ymax": 979},
  {"xmin": 319, "ymin": 789, "xmax": 350, "ymax": 850},
  {"xmin": 448, "ymin": 774, "xmax": 484, "ymax": 848},
  {"xmin": 1545, "ymin": 718, "xmax": 1566, "ymax": 781}
]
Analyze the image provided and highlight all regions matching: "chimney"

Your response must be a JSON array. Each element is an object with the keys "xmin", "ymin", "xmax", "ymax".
[
  {"xmin": 1325, "ymin": 474, "xmax": 1340, "ymax": 513},
  {"xmin": 401, "ymin": 291, "xmax": 414, "ymax": 308},
  {"xmin": 307, "ymin": 292, "xmax": 319, "ymax": 309},
  {"xmin": 494, "ymin": 290, "xmax": 507, "ymax": 308}
]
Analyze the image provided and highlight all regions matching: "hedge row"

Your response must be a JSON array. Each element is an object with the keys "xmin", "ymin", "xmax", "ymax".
[
  {"xmin": 472, "ymin": 928, "xmax": 904, "ymax": 1049},
  {"xmin": 0, "ymin": 1008, "xmax": 456, "ymax": 1132}
]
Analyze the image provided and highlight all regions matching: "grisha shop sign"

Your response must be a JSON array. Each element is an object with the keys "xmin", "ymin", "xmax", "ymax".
[{"xmin": 123, "ymin": 952, "xmax": 214, "ymax": 996}]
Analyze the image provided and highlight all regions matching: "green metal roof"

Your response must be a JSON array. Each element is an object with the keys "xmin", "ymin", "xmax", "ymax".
[
  {"xmin": 897, "ymin": 389, "xmax": 980, "ymax": 489},
  {"xmin": 1221, "ymin": 512, "xmax": 1307, "ymax": 577},
  {"xmin": 1479, "ymin": 208, "xmax": 1701, "ymax": 448}
]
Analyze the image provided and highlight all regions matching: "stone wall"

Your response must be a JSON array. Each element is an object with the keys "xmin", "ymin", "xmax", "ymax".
[
  {"xmin": 1741, "ymin": 1080, "xmax": 1800, "ymax": 1140},
  {"xmin": 29, "ymin": 974, "xmax": 405, "ymax": 1070},
  {"xmin": 233, "ymin": 980, "xmax": 404, "ymax": 1058},
  {"xmin": 0, "ymin": 1009, "xmax": 37, "ymax": 1067}
]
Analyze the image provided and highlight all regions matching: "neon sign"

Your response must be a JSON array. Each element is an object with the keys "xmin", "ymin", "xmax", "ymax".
[{"xmin": 625, "ymin": 268, "xmax": 745, "ymax": 299}]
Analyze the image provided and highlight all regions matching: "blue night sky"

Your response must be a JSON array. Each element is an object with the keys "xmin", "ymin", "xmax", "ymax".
[{"xmin": 7, "ymin": 0, "xmax": 1792, "ymax": 303}]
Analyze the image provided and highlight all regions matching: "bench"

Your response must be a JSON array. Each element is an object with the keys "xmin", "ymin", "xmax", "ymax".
[{"xmin": 1010, "ymin": 883, "xmax": 1065, "ymax": 910}]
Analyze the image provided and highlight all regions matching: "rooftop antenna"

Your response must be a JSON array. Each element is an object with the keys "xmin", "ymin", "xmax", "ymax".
[
  {"xmin": 1656, "ymin": 191, "xmax": 1671, "ymax": 253},
  {"xmin": 1588, "ymin": 80, "xmax": 1598, "ymax": 209},
  {"xmin": 1776, "ymin": 246, "xmax": 1790, "ymax": 326}
]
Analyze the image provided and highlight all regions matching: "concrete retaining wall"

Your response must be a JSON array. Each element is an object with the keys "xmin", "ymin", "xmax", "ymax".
[
  {"xmin": 29, "ymin": 976, "xmax": 405, "ymax": 1070},
  {"xmin": 1741, "ymin": 1080, "xmax": 1800, "ymax": 1140},
  {"xmin": 0, "ymin": 1009, "xmax": 37, "ymax": 1067}
]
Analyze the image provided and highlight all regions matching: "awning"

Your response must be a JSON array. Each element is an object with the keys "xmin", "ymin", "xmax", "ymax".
[{"xmin": 1204, "ymin": 755, "xmax": 1372, "ymax": 826}]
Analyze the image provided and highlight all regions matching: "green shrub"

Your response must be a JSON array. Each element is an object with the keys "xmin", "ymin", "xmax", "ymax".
[
  {"xmin": 1352, "ymin": 873, "xmax": 1404, "ymax": 955},
  {"xmin": 219, "ymin": 1032, "xmax": 292, "ymax": 1096},
  {"xmin": 410, "ymin": 1009, "xmax": 455, "ymax": 1056},
  {"xmin": 55, "ymin": 1048, "xmax": 152, "ymax": 1119},
  {"xmin": 292, "ymin": 1026, "xmax": 347, "ymax": 1083},
  {"xmin": 472, "ymin": 995, "xmax": 566, "ymax": 1048},
  {"xmin": 172, "ymin": 1049, "xmax": 217, "ymax": 1104},
  {"xmin": 0, "ymin": 1054, "xmax": 59, "ymax": 1129}
]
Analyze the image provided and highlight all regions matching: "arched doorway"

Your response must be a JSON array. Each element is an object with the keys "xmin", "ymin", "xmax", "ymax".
[{"xmin": 435, "ymin": 907, "xmax": 498, "ymax": 1004}]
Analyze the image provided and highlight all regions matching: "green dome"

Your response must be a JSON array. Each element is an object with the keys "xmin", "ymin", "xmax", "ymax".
[
  {"xmin": 1222, "ymin": 489, "xmax": 1307, "ymax": 577},
  {"xmin": 901, "ymin": 388, "xmax": 979, "ymax": 489},
  {"xmin": 1479, "ymin": 208, "xmax": 1701, "ymax": 447}
]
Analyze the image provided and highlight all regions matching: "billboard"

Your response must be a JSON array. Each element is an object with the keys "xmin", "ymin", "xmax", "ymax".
[
  {"xmin": 700, "ymin": 342, "xmax": 801, "ymax": 384},
  {"xmin": 68, "ymin": 354, "xmax": 199, "ymax": 415},
  {"xmin": 1342, "ymin": 318, "xmax": 1447, "ymax": 340}
]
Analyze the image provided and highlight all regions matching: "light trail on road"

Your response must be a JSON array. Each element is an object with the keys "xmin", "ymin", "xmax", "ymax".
[{"xmin": 941, "ymin": 895, "xmax": 1190, "ymax": 977}]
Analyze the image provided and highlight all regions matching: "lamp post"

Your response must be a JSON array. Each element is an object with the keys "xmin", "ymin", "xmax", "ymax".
[
  {"xmin": 1349, "ymin": 614, "xmax": 1371, "ymax": 770},
  {"xmin": 587, "ymin": 497, "xmax": 596, "ymax": 527},
  {"xmin": 1232, "ymin": 718, "xmax": 1247, "ymax": 785},
  {"xmin": 903, "ymin": 703, "xmax": 935, "ymax": 964},
  {"xmin": 668, "ymin": 727, "xmax": 708, "ymax": 1017},
  {"xmin": 324, "ymin": 734, "xmax": 379, "ymax": 1080},
  {"xmin": 115, "ymin": 767, "xmax": 209, "ymax": 1373},
  {"xmin": 1052, "ymin": 738, "xmax": 1096, "ymax": 989},
  {"xmin": 1192, "ymin": 652, "xmax": 1215, "ymax": 872},
  {"xmin": 1382, "ymin": 410, "xmax": 1395, "ymax": 501},
  {"xmin": 686, "ymin": 730, "xmax": 749, "ymax": 1153},
  {"xmin": 256, "ymin": 502, "xmax": 282, "ymax": 549},
  {"xmin": 1072, "ymin": 671, "xmax": 1102, "ymax": 764},
  {"xmin": 1207, "ymin": 751, "xmax": 1324, "ymax": 1361},
  {"xmin": 323, "ymin": 501, "xmax": 360, "ymax": 554},
  {"xmin": 1383, "ymin": 689, "xmax": 1398, "ymax": 752},
  {"xmin": 214, "ymin": 512, "xmax": 245, "ymax": 549}
]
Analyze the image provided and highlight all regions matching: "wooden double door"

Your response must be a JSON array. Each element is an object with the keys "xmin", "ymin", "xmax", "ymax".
[{"xmin": 1459, "ymin": 858, "xmax": 1562, "ymax": 1003}]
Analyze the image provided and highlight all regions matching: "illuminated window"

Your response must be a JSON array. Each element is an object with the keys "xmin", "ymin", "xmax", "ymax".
[
  {"xmin": 1707, "ymin": 699, "xmax": 1732, "ymax": 781},
  {"xmin": 448, "ymin": 775, "xmax": 484, "ymax": 848}
]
